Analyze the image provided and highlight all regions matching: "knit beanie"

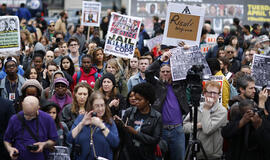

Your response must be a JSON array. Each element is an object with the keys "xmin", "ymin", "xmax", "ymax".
[
  {"xmin": 101, "ymin": 73, "xmax": 116, "ymax": 86},
  {"xmin": 21, "ymin": 79, "xmax": 43, "ymax": 93}
]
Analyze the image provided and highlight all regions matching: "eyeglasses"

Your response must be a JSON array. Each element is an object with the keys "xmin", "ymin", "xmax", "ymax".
[
  {"xmin": 69, "ymin": 43, "xmax": 78, "ymax": 47},
  {"xmin": 50, "ymin": 25, "xmax": 55, "ymax": 27},
  {"xmin": 55, "ymin": 83, "xmax": 67, "ymax": 88},
  {"xmin": 205, "ymin": 91, "xmax": 219, "ymax": 96},
  {"xmin": 227, "ymin": 51, "xmax": 234, "ymax": 54}
]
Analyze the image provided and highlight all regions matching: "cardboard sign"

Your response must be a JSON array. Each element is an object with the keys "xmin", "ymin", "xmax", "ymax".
[
  {"xmin": 81, "ymin": 1, "xmax": 101, "ymax": 27},
  {"xmin": 0, "ymin": 16, "xmax": 20, "ymax": 56},
  {"xmin": 163, "ymin": 3, "xmax": 205, "ymax": 46},
  {"xmin": 104, "ymin": 12, "xmax": 142, "ymax": 59}
]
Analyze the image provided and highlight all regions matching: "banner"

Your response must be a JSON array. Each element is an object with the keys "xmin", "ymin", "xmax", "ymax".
[
  {"xmin": 81, "ymin": 1, "xmax": 101, "ymax": 27},
  {"xmin": 251, "ymin": 54, "xmax": 270, "ymax": 89},
  {"xmin": 104, "ymin": 12, "xmax": 142, "ymax": 59},
  {"xmin": 129, "ymin": 0, "xmax": 270, "ymax": 33},
  {"xmin": 162, "ymin": 3, "xmax": 205, "ymax": 46},
  {"xmin": 0, "ymin": 16, "xmax": 20, "ymax": 56},
  {"xmin": 170, "ymin": 45, "xmax": 211, "ymax": 81}
]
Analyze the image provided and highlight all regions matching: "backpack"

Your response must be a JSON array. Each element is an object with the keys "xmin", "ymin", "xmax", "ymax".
[{"xmin": 76, "ymin": 70, "xmax": 99, "ymax": 83}]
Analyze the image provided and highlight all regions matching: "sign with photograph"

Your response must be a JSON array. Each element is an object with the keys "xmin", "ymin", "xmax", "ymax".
[
  {"xmin": 251, "ymin": 54, "xmax": 270, "ymax": 89},
  {"xmin": 170, "ymin": 45, "xmax": 211, "ymax": 81},
  {"xmin": 104, "ymin": 12, "xmax": 142, "ymax": 59},
  {"xmin": 146, "ymin": 35, "xmax": 163, "ymax": 51},
  {"xmin": 162, "ymin": 3, "xmax": 205, "ymax": 46},
  {"xmin": 81, "ymin": 1, "xmax": 101, "ymax": 27},
  {"xmin": 0, "ymin": 16, "xmax": 20, "ymax": 56}
]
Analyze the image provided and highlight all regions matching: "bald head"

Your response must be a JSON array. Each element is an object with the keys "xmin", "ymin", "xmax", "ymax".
[{"xmin": 22, "ymin": 96, "xmax": 40, "ymax": 120}]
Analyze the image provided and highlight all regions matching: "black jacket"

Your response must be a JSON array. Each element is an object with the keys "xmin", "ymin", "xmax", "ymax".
[
  {"xmin": 145, "ymin": 59, "xmax": 189, "ymax": 115},
  {"xmin": 222, "ymin": 114, "xmax": 270, "ymax": 160},
  {"xmin": 119, "ymin": 107, "xmax": 162, "ymax": 160}
]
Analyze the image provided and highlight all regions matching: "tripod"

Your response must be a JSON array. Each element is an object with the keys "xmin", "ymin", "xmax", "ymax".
[
  {"xmin": 184, "ymin": 103, "xmax": 208, "ymax": 160},
  {"xmin": 185, "ymin": 82, "xmax": 208, "ymax": 160}
]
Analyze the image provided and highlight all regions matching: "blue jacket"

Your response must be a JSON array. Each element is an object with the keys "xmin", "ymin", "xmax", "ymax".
[
  {"xmin": 67, "ymin": 115, "xmax": 119, "ymax": 160},
  {"xmin": 0, "ymin": 66, "xmax": 25, "ymax": 80},
  {"xmin": 16, "ymin": 7, "xmax": 32, "ymax": 20},
  {"xmin": 127, "ymin": 72, "xmax": 145, "ymax": 92}
]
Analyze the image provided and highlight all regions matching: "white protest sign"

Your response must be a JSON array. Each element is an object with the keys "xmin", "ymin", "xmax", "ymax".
[
  {"xmin": 205, "ymin": 34, "xmax": 218, "ymax": 44},
  {"xmin": 162, "ymin": 3, "xmax": 205, "ymax": 46},
  {"xmin": 200, "ymin": 43, "xmax": 215, "ymax": 56},
  {"xmin": 170, "ymin": 45, "xmax": 211, "ymax": 81},
  {"xmin": 251, "ymin": 54, "xmax": 270, "ymax": 89},
  {"xmin": 81, "ymin": 1, "xmax": 101, "ymax": 27},
  {"xmin": 104, "ymin": 12, "xmax": 142, "ymax": 59},
  {"xmin": 146, "ymin": 35, "xmax": 163, "ymax": 51},
  {"xmin": 0, "ymin": 16, "xmax": 20, "ymax": 56}
]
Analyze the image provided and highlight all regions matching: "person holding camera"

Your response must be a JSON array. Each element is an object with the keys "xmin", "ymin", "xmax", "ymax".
[
  {"xmin": 4, "ymin": 96, "xmax": 58, "ymax": 160},
  {"xmin": 67, "ymin": 91, "xmax": 119, "ymax": 160},
  {"xmin": 183, "ymin": 81, "xmax": 228, "ymax": 159},
  {"xmin": 222, "ymin": 99, "xmax": 270, "ymax": 160}
]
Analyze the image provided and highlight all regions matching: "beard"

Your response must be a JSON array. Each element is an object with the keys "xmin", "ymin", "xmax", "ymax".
[{"xmin": 161, "ymin": 77, "xmax": 172, "ymax": 84}]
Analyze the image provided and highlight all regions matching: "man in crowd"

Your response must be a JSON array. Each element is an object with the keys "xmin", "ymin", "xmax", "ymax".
[
  {"xmin": 183, "ymin": 81, "xmax": 227, "ymax": 159},
  {"xmin": 55, "ymin": 11, "xmax": 68, "ymax": 35},
  {"xmin": 72, "ymin": 24, "xmax": 86, "ymax": 54},
  {"xmin": 15, "ymin": 3, "xmax": 31, "ymax": 20},
  {"xmin": 145, "ymin": 51, "xmax": 189, "ymax": 160},
  {"xmin": 257, "ymin": 35, "xmax": 270, "ymax": 55},
  {"xmin": 71, "ymin": 54, "xmax": 101, "ymax": 90},
  {"xmin": 205, "ymin": 35, "xmax": 225, "ymax": 59},
  {"xmin": 224, "ymin": 45, "xmax": 241, "ymax": 74},
  {"xmin": 222, "ymin": 99, "xmax": 270, "ymax": 160},
  {"xmin": 0, "ymin": 57, "xmax": 26, "ymax": 101},
  {"xmin": 4, "ymin": 96, "xmax": 58, "ymax": 160},
  {"xmin": 68, "ymin": 37, "xmax": 81, "ymax": 72},
  {"xmin": 128, "ymin": 56, "xmax": 150, "ymax": 92},
  {"xmin": 44, "ymin": 20, "xmax": 55, "ymax": 42}
]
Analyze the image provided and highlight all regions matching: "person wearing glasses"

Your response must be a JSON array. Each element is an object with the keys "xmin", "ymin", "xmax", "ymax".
[
  {"xmin": 68, "ymin": 91, "xmax": 119, "ymax": 160},
  {"xmin": 183, "ymin": 81, "xmax": 228, "ymax": 160},
  {"xmin": 68, "ymin": 37, "xmax": 81, "ymax": 72},
  {"xmin": 44, "ymin": 20, "xmax": 55, "ymax": 42},
  {"xmin": 224, "ymin": 45, "xmax": 241, "ymax": 74}
]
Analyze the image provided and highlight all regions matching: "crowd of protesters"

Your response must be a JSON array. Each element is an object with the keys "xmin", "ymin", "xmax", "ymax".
[{"xmin": 0, "ymin": 2, "xmax": 270, "ymax": 160}]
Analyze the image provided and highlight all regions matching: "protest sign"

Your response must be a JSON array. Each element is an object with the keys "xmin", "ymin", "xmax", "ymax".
[
  {"xmin": 104, "ymin": 12, "xmax": 142, "ymax": 59},
  {"xmin": 200, "ymin": 43, "xmax": 215, "ymax": 56},
  {"xmin": 251, "ymin": 54, "xmax": 270, "ymax": 89},
  {"xmin": 48, "ymin": 146, "xmax": 70, "ymax": 160},
  {"xmin": 146, "ymin": 35, "xmax": 163, "ymax": 51},
  {"xmin": 81, "ymin": 1, "xmax": 101, "ymax": 27},
  {"xmin": 206, "ymin": 34, "xmax": 218, "ymax": 44},
  {"xmin": 162, "ymin": 3, "xmax": 205, "ymax": 46},
  {"xmin": 0, "ymin": 16, "xmax": 20, "ymax": 56},
  {"xmin": 170, "ymin": 45, "xmax": 211, "ymax": 81}
]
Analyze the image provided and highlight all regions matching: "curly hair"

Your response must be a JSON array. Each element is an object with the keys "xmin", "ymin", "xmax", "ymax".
[
  {"xmin": 71, "ymin": 82, "xmax": 93, "ymax": 114},
  {"xmin": 87, "ymin": 91, "xmax": 112, "ymax": 125},
  {"xmin": 92, "ymin": 47, "xmax": 106, "ymax": 65},
  {"xmin": 132, "ymin": 82, "xmax": 156, "ymax": 105}
]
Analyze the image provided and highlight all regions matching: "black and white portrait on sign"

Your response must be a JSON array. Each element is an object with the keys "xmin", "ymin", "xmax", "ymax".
[{"xmin": 251, "ymin": 54, "xmax": 270, "ymax": 89}]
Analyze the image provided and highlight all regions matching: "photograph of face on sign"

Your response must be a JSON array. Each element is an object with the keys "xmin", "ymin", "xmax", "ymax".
[
  {"xmin": 225, "ymin": 5, "xmax": 244, "ymax": 17},
  {"xmin": 0, "ymin": 18, "xmax": 18, "ymax": 32},
  {"xmin": 146, "ymin": 3, "xmax": 157, "ymax": 15},
  {"xmin": 84, "ymin": 12, "xmax": 98, "ymax": 23}
]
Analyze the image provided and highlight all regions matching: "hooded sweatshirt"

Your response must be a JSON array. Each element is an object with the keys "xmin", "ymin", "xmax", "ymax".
[{"xmin": 71, "ymin": 67, "xmax": 101, "ymax": 91}]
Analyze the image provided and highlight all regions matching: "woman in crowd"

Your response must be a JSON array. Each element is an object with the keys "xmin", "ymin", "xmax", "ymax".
[
  {"xmin": 92, "ymin": 47, "xmax": 106, "ymax": 75},
  {"xmin": 20, "ymin": 29, "xmax": 33, "ymax": 51},
  {"xmin": 116, "ymin": 83, "xmax": 162, "ymax": 160},
  {"xmin": 60, "ymin": 56, "xmax": 75, "ymax": 78},
  {"xmin": 124, "ymin": 56, "xmax": 139, "ymax": 80},
  {"xmin": 23, "ymin": 66, "xmax": 39, "ymax": 80},
  {"xmin": 94, "ymin": 58, "xmax": 128, "ymax": 97},
  {"xmin": 39, "ymin": 36, "xmax": 50, "ymax": 50},
  {"xmin": 229, "ymin": 35, "xmax": 244, "ymax": 61},
  {"xmin": 41, "ymin": 101, "xmax": 70, "ymax": 148},
  {"xmin": 216, "ymin": 46, "xmax": 226, "ymax": 59},
  {"xmin": 61, "ymin": 82, "xmax": 93, "ymax": 129},
  {"xmin": 49, "ymin": 77, "xmax": 72, "ymax": 112},
  {"xmin": 68, "ymin": 91, "xmax": 119, "ymax": 160},
  {"xmin": 99, "ymin": 73, "xmax": 127, "ymax": 117}
]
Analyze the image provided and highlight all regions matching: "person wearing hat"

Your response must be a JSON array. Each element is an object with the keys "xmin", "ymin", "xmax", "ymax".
[
  {"xmin": 0, "ymin": 57, "xmax": 26, "ymax": 101},
  {"xmin": 15, "ymin": 79, "xmax": 46, "ymax": 112},
  {"xmin": 44, "ymin": 20, "xmax": 55, "ymax": 42},
  {"xmin": 99, "ymin": 73, "xmax": 126, "ymax": 117},
  {"xmin": 206, "ymin": 35, "xmax": 225, "ymax": 59},
  {"xmin": 49, "ymin": 77, "xmax": 72, "ymax": 112},
  {"xmin": 258, "ymin": 35, "xmax": 270, "ymax": 55}
]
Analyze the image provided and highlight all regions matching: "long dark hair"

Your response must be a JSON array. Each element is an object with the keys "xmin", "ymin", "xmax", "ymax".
[
  {"xmin": 41, "ymin": 101, "xmax": 61, "ymax": 129},
  {"xmin": 87, "ymin": 91, "xmax": 112, "ymax": 125},
  {"xmin": 60, "ymin": 56, "xmax": 75, "ymax": 76}
]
